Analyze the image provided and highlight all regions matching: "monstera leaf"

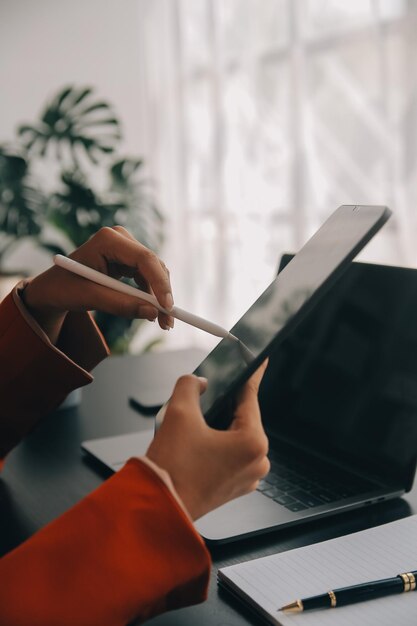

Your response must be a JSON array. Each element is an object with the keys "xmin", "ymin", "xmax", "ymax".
[
  {"xmin": 18, "ymin": 86, "xmax": 121, "ymax": 166},
  {"xmin": 0, "ymin": 146, "xmax": 45, "ymax": 260},
  {"xmin": 48, "ymin": 169, "xmax": 124, "ymax": 248}
]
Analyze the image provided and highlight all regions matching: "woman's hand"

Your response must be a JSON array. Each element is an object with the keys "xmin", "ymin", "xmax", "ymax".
[
  {"xmin": 23, "ymin": 226, "xmax": 174, "ymax": 343},
  {"xmin": 146, "ymin": 361, "xmax": 270, "ymax": 520}
]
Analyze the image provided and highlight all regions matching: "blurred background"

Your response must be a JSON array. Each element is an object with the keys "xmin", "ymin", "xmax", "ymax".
[{"xmin": 1, "ymin": 0, "xmax": 416, "ymax": 353}]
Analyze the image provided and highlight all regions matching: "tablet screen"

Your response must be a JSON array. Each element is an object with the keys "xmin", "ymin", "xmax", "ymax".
[{"xmin": 158, "ymin": 205, "xmax": 391, "ymax": 430}]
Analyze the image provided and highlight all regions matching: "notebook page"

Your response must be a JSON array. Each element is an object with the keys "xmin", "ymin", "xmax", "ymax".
[{"xmin": 218, "ymin": 515, "xmax": 417, "ymax": 626}]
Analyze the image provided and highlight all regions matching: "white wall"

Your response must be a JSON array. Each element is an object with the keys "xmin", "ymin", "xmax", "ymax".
[{"xmin": 0, "ymin": 0, "xmax": 147, "ymax": 270}]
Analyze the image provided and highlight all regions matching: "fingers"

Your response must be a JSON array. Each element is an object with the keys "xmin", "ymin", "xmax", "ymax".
[
  {"xmin": 165, "ymin": 375, "xmax": 207, "ymax": 425},
  {"xmin": 111, "ymin": 225, "xmax": 136, "ymax": 240},
  {"xmin": 230, "ymin": 359, "xmax": 269, "ymax": 433},
  {"xmin": 245, "ymin": 455, "xmax": 271, "ymax": 490},
  {"xmin": 155, "ymin": 259, "xmax": 174, "ymax": 330},
  {"xmin": 99, "ymin": 227, "xmax": 173, "ymax": 309},
  {"xmin": 109, "ymin": 226, "xmax": 174, "ymax": 331},
  {"xmin": 241, "ymin": 358, "xmax": 268, "ymax": 398},
  {"xmin": 73, "ymin": 226, "xmax": 175, "ymax": 330},
  {"xmin": 78, "ymin": 280, "xmax": 159, "ymax": 320}
]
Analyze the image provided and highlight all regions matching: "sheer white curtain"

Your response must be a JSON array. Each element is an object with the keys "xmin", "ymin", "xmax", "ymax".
[{"xmin": 136, "ymin": 0, "xmax": 417, "ymax": 349}]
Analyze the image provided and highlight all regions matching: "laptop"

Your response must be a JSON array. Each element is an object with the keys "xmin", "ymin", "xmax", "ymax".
[
  {"xmin": 84, "ymin": 206, "xmax": 417, "ymax": 542},
  {"xmin": 83, "ymin": 256, "xmax": 417, "ymax": 542},
  {"xmin": 194, "ymin": 257, "xmax": 417, "ymax": 542}
]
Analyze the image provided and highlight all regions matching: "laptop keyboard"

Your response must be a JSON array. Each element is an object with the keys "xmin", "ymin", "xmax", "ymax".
[{"xmin": 257, "ymin": 449, "xmax": 374, "ymax": 513}]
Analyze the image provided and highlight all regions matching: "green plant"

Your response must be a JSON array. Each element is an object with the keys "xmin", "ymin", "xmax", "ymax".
[
  {"xmin": 18, "ymin": 86, "xmax": 121, "ymax": 165},
  {"xmin": 0, "ymin": 146, "xmax": 45, "ymax": 266},
  {"xmin": 0, "ymin": 85, "xmax": 164, "ymax": 352}
]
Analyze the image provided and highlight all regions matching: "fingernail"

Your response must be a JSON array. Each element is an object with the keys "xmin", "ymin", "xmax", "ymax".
[
  {"xmin": 198, "ymin": 376, "xmax": 208, "ymax": 383},
  {"xmin": 164, "ymin": 292, "xmax": 174, "ymax": 311},
  {"xmin": 168, "ymin": 316, "xmax": 175, "ymax": 329}
]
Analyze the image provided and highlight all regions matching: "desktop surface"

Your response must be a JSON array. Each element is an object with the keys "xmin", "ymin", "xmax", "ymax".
[{"xmin": 1, "ymin": 349, "xmax": 416, "ymax": 626}]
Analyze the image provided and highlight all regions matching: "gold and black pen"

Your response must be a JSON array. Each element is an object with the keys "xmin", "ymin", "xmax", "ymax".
[{"xmin": 279, "ymin": 570, "xmax": 417, "ymax": 613}]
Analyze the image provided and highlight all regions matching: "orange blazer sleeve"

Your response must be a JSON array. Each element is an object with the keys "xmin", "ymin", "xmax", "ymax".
[
  {"xmin": 0, "ymin": 288, "xmax": 211, "ymax": 624},
  {"xmin": 0, "ymin": 458, "xmax": 211, "ymax": 626},
  {"xmin": 0, "ymin": 287, "xmax": 109, "ymax": 459}
]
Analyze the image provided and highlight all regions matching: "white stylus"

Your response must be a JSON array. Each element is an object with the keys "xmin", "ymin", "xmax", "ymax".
[{"xmin": 53, "ymin": 254, "xmax": 237, "ymax": 341}]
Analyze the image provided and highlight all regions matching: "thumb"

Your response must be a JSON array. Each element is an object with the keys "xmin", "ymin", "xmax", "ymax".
[
  {"xmin": 165, "ymin": 374, "xmax": 207, "ymax": 424},
  {"xmin": 231, "ymin": 359, "xmax": 268, "ymax": 431},
  {"xmin": 239, "ymin": 358, "xmax": 268, "ymax": 403}
]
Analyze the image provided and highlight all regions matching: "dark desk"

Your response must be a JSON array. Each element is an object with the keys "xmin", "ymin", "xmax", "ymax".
[{"xmin": 1, "ymin": 349, "xmax": 416, "ymax": 625}]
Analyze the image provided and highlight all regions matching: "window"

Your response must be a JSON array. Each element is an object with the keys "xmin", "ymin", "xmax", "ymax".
[{"xmin": 137, "ymin": 0, "xmax": 417, "ymax": 349}]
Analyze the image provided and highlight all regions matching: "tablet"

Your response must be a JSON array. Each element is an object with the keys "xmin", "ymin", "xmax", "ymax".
[{"xmin": 156, "ymin": 205, "xmax": 391, "ymax": 430}]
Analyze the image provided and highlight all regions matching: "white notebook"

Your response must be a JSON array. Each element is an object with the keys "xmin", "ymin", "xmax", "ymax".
[{"xmin": 218, "ymin": 515, "xmax": 417, "ymax": 626}]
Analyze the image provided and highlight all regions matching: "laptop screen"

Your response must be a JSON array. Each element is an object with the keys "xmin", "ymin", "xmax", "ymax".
[{"xmin": 260, "ymin": 256, "xmax": 417, "ymax": 492}]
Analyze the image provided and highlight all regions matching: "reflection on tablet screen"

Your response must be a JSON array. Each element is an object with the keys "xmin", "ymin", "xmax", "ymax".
[
  {"xmin": 191, "ymin": 205, "xmax": 391, "ymax": 428},
  {"xmin": 194, "ymin": 273, "xmax": 314, "ymax": 420}
]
